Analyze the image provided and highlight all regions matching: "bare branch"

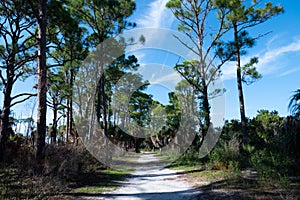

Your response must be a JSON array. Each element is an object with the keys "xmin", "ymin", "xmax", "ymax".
[
  {"xmin": 12, "ymin": 93, "xmax": 37, "ymax": 101},
  {"xmin": 173, "ymin": 34, "xmax": 199, "ymax": 57},
  {"xmin": 207, "ymin": 51, "xmax": 235, "ymax": 86},
  {"xmin": 10, "ymin": 93, "xmax": 37, "ymax": 108}
]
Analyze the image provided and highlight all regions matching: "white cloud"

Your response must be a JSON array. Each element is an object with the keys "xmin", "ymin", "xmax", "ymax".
[
  {"xmin": 221, "ymin": 62, "xmax": 236, "ymax": 80},
  {"xmin": 258, "ymin": 38, "xmax": 300, "ymax": 69},
  {"xmin": 137, "ymin": 0, "xmax": 175, "ymax": 28},
  {"xmin": 278, "ymin": 67, "xmax": 300, "ymax": 77},
  {"xmin": 151, "ymin": 70, "xmax": 182, "ymax": 86},
  {"xmin": 222, "ymin": 37, "xmax": 300, "ymax": 80},
  {"xmin": 134, "ymin": 64, "xmax": 182, "ymax": 91}
]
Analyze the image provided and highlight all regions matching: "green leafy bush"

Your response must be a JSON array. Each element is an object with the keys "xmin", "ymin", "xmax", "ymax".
[
  {"xmin": 172, "ymin": 147, "xmax": 201, "ymax": 167},
  {"xmin": 208, "ymin": 137, "xmax": 240, "ymax": 171},
  {"xmin": 250, "ymin": 148, "xmax": 292, "ymax": 179}
]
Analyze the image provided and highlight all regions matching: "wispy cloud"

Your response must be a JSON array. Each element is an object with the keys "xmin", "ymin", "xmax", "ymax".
[
  {"xmin": 258, "ymin": 38, "xmax": 300, "ymax": 71},
  {"xmin": 151, "ymin": 70, "xmax": 182, "ymax": 86},
  {"xmin": 135, "ymin": 64, "xmax": 182, "ymax": 91},
  {"xmin": 222, "ymin": 37, "xmax": 300, "ymax": 80},
  {"xmin": 278, "ymin": 67, "xmax": 300, "ymax": 77},
  {"xmin": 222, "ymin": 62, "xmax": 237, "ymax": 80},
  {"xmin": 137, "ymin": 0, "xmax": 175, "ymax": 28}
]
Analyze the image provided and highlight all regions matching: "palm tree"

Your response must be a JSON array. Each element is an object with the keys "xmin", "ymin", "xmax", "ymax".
[{"xmin": 288, "ymin": 89, "xmax": 300, "ymax": 119}]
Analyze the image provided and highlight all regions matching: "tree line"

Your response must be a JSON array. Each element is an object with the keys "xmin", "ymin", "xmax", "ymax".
[
  {"xmin": 0, "ymin": 0, "xmax": 137, "ymax": 163},
  {"xmin": 1, "ymin": 0, "xmax": 299, "ymax": 174}
]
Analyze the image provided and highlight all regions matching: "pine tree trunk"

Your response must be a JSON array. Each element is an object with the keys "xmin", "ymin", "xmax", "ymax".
[
  {"xmin": 36, "ymin": 0, "xmax": 47, "ymax": 161},
  {"xmin": 97, "ymin": 71, "xmax": 109, "ymax": 161},
  {"xmin": 65, "ymin": 69, "xmax": 70, "ymax": 144},
  {"xmin": 198, "ymin": 78, "xmax": 210, "ymax": 148},
  {"xmin": 66, "ymin": 98, "xmax": 69, "ymax": 143},
  {"xmin": 51, "ymin": 100, "xmax": 58, "ymax": 144},
  {"xmin": 70, "ymin": 67, "xmax": 76, "ymax": 145},
  {"xmin": 96, "ymin": 42, "xmax": 109, "ymax": 161},
  {"xmin": 197, "ymin": 24, "xmax": 211, "ymax": 148},
  {"xmin": 234, "ymin": 22, "xmax": 247, "ymax": 145},
  {"xmin": 0, "ymin": 76, "xmax": 13, "ymax": 161},
  {"xmin": 202, "ymin": 83, "xmax": 210, "ymax": 131}
]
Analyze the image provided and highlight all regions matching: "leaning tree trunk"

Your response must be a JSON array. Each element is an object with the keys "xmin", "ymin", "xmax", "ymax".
[
  {"xmin": 234, "ymin": 22, "xmax": 247, "ymax": 145},
  {"xmin": 36, "ymin": 0, "xmax": 47, "ymax": 161}
]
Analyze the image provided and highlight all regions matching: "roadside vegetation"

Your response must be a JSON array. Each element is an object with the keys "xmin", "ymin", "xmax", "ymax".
[
  {"xmin": 168, "ymin": 110, "xmax": 300, "ymax": 199},
  {"xmin": 0, "ymin": 141, "xmax": 132, "ymax": 199}
]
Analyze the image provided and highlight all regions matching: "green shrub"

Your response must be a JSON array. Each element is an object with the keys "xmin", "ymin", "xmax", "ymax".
[
  {"xmin": 250, "ymin": 148, "xmax": 292, "ymax": 179},
  {"xmin": 172, "ymin": 147, "xmax": 201, "ymax": 167},
  {"xmin": 208, "ymin": 137, "xmax": 240, "ymax": 171}
]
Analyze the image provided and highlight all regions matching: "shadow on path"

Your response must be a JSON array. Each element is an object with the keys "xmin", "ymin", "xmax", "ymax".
[{"xmin": 76, "ymin": 153, "xmax": 202, "ymax": 200}]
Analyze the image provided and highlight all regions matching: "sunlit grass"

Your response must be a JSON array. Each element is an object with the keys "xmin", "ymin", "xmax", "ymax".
[{"xmin": 74, "ymin": 185, "xmax": 117, "ymax": 194}]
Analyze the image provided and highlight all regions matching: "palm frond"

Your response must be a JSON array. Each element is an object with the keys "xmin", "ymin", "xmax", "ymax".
[{"xmin": 288, "ymin": 89, "xmax": 300, "ymax": 118}]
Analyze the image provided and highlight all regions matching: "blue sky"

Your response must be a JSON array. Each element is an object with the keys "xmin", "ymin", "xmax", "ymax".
[
  {"xmin": 127, "ymin": 0, "xmax": 300, "ymax": 120},
  {"xmin": 1, "ymin": 0, "xmax": 299, "ymax": 129}
]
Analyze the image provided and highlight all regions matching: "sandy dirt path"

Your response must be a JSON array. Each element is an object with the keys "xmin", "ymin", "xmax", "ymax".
[{"xmin": 97, "ymin": 152, "xmax": 201, "ymax": 200}]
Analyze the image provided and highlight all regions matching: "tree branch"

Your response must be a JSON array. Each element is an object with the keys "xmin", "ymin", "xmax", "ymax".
[
  {"xmin": 173, "ymin": 34, "xmax": 199, "ymax": 57},
  {"xmin": 10, "ymin": 93, "xmax": 37, "ymax": 108}
]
